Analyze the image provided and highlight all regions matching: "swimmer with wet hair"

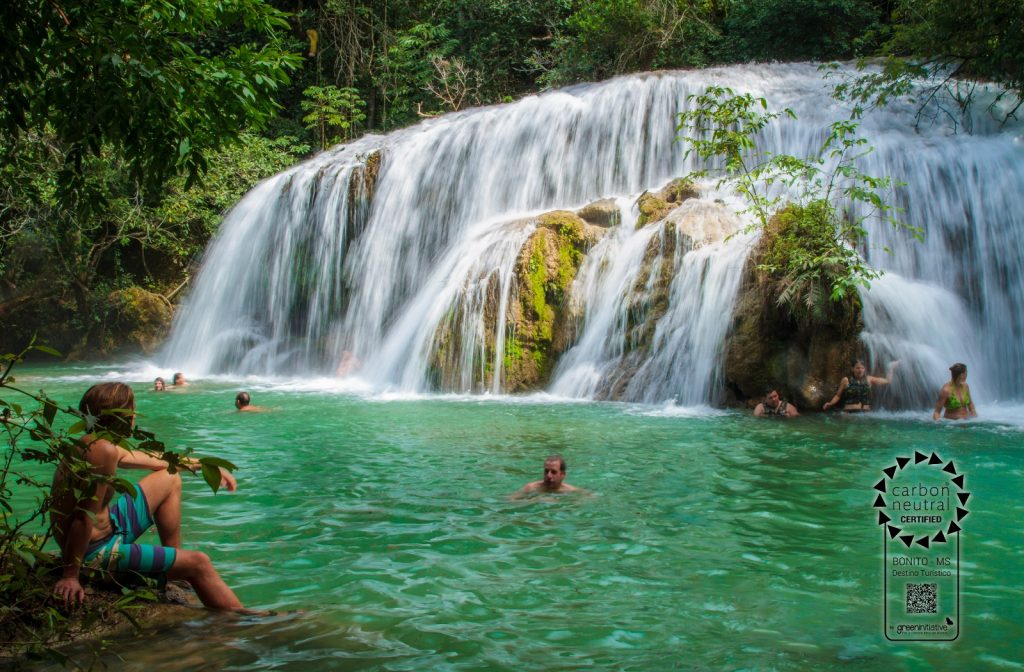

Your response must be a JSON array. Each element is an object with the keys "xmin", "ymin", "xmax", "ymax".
[
  {"xmin": 235, "ymin": 391, "xmax": 268, "ymax": 412},
  {"xmin": 933, "ymin": 362, "xmax": 978, "ymax": 420},
  {"xmin": 513, "ymin": 455, "xmax": 580, "ymax": 498}
]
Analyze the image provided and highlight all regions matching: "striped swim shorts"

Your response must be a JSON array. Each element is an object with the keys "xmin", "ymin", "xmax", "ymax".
[{"xmin": 84, "ymin": 482, "xmax": 177, "ymax": 575}]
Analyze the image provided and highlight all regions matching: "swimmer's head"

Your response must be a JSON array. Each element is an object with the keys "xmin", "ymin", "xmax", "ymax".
[
  {"xmin": 949, "ymin": 362, "xmax": 967, "ymax": 383},
  {"xmin": 154, "ymin": 377, "xmax": 166, "ymax": 391},
  {"xmin": 543, "ymin": 455, "xmax": 566, "ymax": 488},
  {"xmin": 235, "ymin": 391, "xmax": 251, "ymax": 409}
]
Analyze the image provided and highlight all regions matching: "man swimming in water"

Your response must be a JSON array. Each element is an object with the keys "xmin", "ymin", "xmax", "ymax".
[
  {"xmin": 753, "ymin": 388, "xmax": 799, "ymax": 417},
  {"xmin": 235, "ymin": 391, "xmax": 268, "ymax": 412},
  {"xmin": 515, "ymin": 455, "xmax": 579, "ymax": 496}
]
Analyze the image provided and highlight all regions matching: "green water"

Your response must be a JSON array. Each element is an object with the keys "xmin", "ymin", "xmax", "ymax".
[{"xmin": 7, "ymin": 365, "xmax": 1024, "ymax": 670}]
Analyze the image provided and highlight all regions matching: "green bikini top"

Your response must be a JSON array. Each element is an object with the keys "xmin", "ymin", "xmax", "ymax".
[{"xmin": 945, "ymin": 385, "xmax": 971, "ymax": 410}]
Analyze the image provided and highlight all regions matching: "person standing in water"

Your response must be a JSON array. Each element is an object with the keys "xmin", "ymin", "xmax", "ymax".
[
  {"xmin": 823, "ymin": 358, "xmax": 899, "ymax": 412},
  {"xmin": 933, "ymin": 362, "xmax": 978, "ymax": 420}
]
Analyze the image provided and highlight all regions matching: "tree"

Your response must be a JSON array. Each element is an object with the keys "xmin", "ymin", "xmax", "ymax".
[
  {"xmin": 374, "ymin": 22, "xmax": 460, "ymax": 125},
  {"xmin": 0, "ymin": 0, "xmax": 301, "ymax": 208},
  {"xmin": 886, "ymin": 0, "xmax": 1024, "ymax": 98},
  {"xmin": 538, "ymin": 0, "xmax": 722, "ymax": 86},
  {"xmin": 677, "ymin": 87, "xmax": 919, "ymax": 322},
  {"xmin": 302, "ymin": 85, "xmax": 368, "ymax": 148},
  {"xmin": 833, "ymin": 0, "xmax": 1023, "ymax": 127},
  {"xmin": 0, "ymin": 131, "xmax": 305, "ymax": 354},
  {"xmin": 723, "ymin": 0, "xmax": 881, "ymax": 62}
]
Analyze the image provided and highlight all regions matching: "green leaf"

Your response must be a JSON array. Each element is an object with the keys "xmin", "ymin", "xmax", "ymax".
[
  {"xmin": 31, "ymin": 345, "xmax": 62, "ymax": 357},
  {"xmin": 199, "ymin": 456, "xmax": 236, "ymax": 471},
  {"xmin": 201, "ymin": 463, "xmax": 222, "ymax": 493},
  {"xmin": 42, "ymin": 399, "xmax": 57, "ymax": 427}
]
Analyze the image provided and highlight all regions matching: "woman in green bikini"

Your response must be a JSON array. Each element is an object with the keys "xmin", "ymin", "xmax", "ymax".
[
  {"xmin": 932, "ymin": 362, "xmax": 978, "ymax": 420},
  {"xmin": 823, "ymin": 358, "xmax": 899, "ymax": 412}
]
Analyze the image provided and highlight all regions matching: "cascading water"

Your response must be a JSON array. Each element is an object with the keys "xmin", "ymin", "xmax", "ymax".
[
  {"xmin": 162, "ymin": 63, "xmax": 1024, "ymax": 406},
  {"xmin": 550, "ymin": 197, "xmax": 751, "ymax": 405}
]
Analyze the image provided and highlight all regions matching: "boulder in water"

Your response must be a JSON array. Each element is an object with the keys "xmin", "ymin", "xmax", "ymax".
[
  {"xmin": 576, "ymin": 198, "xmax": 620, "ymax": 228},
  {"xmin": 635, "ymin": 177, "xmax": 700, "ymax": 229},
  {"xmin": 723, "ymin": 208, "xmax": 863, "ymax": 410},
  {"xmin": 502, "ymin": 210, "xmax": 600, "ymax": 392}
]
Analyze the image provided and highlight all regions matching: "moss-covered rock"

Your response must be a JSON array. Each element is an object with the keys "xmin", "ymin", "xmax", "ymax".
[
  {"xmin": 576, "ymin": 198, "xmax": 620, "ymax": 228},
  {"xmin": 345, "ymin": 150, "xmax": 383, "ymax": 243},
  {"xmin": 424, "ymin": 209, "xmax": 606, "ymax": 393},
  {"xmin": 723, "ymin": 207, "xmax": 864, "ymax": 411},
  {"xmin": 499, "ymin": 211, "xmax": 597, "ymax": 392},
  {"xmin": 660, "ymin": 177, "xmax": 700, "ymax": 204},
  {"xmin": 348, "ymin": 149, "xmax": 382, "ymax": 200},
  {"xmin": 635, "ymin": 177, "xmax": 700, "ymax": 229},
  {"xmin": 635, "ymin": 192, "xmax": 672, "ymax": 229},
  {"xmin": 94, "ymin": 287, "xmax": 174, "ymax": 357},
  {"xmin": 0, "ymin": 555, "xmax": 203, "ymax": 664}
]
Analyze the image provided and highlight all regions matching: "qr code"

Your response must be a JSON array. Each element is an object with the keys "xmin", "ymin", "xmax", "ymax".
[{"xmin": 906, "ymin": 583, "xmax": 937, "ymax": 613}]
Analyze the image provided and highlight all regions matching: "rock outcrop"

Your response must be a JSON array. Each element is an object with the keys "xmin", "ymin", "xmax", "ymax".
[
  {"xmin": 0, "ymin": 562, "xmax": 204, "ymax": 664},
  {"xmin": 635, "ymin": 177, "xmax": 699, "ymax": 228},
  {"xmin": 723, "ymin": 207, "xmax": 864, "ymax": 411},
  {"xmin": 93, "ymin": 287, "xmax": 174, "ymax": 357},
  {"xmin": 501, "ymin": 210, "xmax": 606, "ymax": 392}
]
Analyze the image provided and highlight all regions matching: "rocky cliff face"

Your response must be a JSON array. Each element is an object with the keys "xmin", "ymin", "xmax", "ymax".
[
  {"xmin": 723, "ymin": 210, "xmax": 864, "ymax": 411},
  {"xmin": 88, "ymin": 287, "xmax": 174, "ymax": 358},
  {"xmin": 499, "ymin": 209, "xmax": 608, "ymax": 392}
]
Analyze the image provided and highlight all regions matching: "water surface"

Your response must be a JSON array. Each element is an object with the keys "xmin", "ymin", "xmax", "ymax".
[{"xmin": 10, "ymin": 364, "xmax": 1023, "ymax": 670}]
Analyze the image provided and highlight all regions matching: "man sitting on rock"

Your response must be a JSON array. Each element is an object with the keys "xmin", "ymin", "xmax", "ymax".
[{"xmin": 753, "ymin": 388, "xmax": 800, "ymax": 418}]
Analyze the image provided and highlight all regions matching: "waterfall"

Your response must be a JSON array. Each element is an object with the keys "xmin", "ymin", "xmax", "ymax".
[
  {"xmin": 163, "ymin": 63, "xmax": 1024, "ymax": 405},
  {"xmin": 550, "ymin": 197, "xmax": 751, "ymax": 404}
]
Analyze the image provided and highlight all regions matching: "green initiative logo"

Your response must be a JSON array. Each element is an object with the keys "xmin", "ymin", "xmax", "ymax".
[{"xmin": 873, "ymin": 451, "xmax": 970, "ymax": 641}]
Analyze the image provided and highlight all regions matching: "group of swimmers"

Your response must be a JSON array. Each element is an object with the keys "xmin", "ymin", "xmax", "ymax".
[
  {"xmin": 51, "ymin": 379, "xmax": 572, "ymax": 613},
  {"xmin": 152, "ymin": 372, "xmax": 188, "ymax": 391},
  {"xmin": 754, "ymin": 359, "xmax": 978, "ymax": 420},
  {"xmin": 52, "ymin": 360, "xmax": 976, "ymax": 613},
  {"xmin": 152, "ymin": 373, "xmax": 265, "ymax": 412}
]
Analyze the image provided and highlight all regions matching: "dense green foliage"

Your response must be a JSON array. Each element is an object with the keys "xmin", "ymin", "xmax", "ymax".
[
  {"xmin": 677, "ymin": 87, "xmax": 919, "ymax": 322},
  {"xmin": 884, "ymin": 0, "xmax": 1024, "ymax": 98},
  {"xmin": 725, "ymin": 0, "xmax": 882, "ymax": 62},
  {"xmin": 0, "ymin": 132, "xmax": 304, "ymax": 355},
  {"xmin": 0, "ymin": 0, "xmax": 300, "ymax": 205},
  {"xmin": 832, "ymin": 1, "xmax": 1023, "ymax": 125},
  {"xmin": 1, "ymin": 0, "xmax": 1018, "ymax": 355}
]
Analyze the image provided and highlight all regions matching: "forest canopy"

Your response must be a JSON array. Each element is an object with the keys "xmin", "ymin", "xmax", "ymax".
[{"xmin": 1, "ymin": 0, "xmax": 1020, "ymax": 356}]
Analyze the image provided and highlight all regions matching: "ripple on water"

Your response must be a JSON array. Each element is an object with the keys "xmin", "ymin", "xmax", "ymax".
[{"xmin": 12, "ymin": 364, "xmax": 1024, "ymax": 670}]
